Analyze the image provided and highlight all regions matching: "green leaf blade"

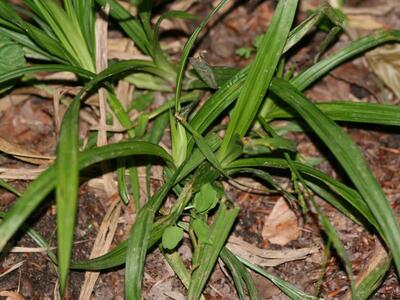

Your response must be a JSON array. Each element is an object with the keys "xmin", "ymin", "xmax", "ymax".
[
  {"xmin": 188, "ymin": 203, "xmax": 239, "ymax": 300},
  {"xmin": 268, "ymin": 101, "xmax": 400, "ymax": 126},
  {"xmin": 218, "ymin": 0, "xmax": 298, "ymax": 163},
  {"xmin": 270, "ymin": 77, "xmax": 400, "ymax": 275},
  {"xmin": 55, "ymin": 98, "xmax": 80, "ymax": 295},
  {"xmin": 0, "ymin": 140, "xmax": 173, "ymax": 254}
]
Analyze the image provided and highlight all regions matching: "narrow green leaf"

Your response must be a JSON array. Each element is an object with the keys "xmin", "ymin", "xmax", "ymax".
[
  {"xmin": 318, "ymin": 209, "xmax": 355, "ymax": 295},
  {"xmin": 242, "ymin": 137, "xmax": 297, "ymax": 155},
  {"xmin": 283, "ymin": 3, "xmax": 343, "ymax": 53},
  {"xmin": 238, "ymin": 256, "xmax": 317, "ymax": 300},
  {"xmin": 218, "ymin": 0, "xmax": 298, "ymax": 163},
  {"xmin": 125, "ymin": 168, "xmax": 181, "ymax": 300},
  {"xmin": 106, "ymin": 90, "xmax": 137, "ymax": 208},
  {"xmin": 354, "ymin": 254, "xmax": 390, "ymax": 300},
  {"xmin": 0, "ymin": 211, "xmax": 56, "ymax": 262},
  {"xmin": 0, "ymin": 34, "xmax": 25, "ymax": 91},
  {"xmin": 305, "ymin": 180, "xmax": 364, "ymax": 225},
  {"xmin": 192, "ymin": 218, "xmax": 211, "ymax": 243},
  {"xmin": 117, "ymin": 161, "xmax": 131, "ymax": 205},
  {"xmin": 219, "ymin": 249, "xmax": 247, "ymax": 300},
  {"xmin": 106, "ymin": 90, "xmax": 135, "ymax": 136},
  {"xmin": 129, "ymin": 165, "xmax": 141, "ymax": 210},
  {"xmin": 0, "ymin": 1, "xmax": 24, "ymax": 24},
  {"xmin": 188, "ymin": 203, "xmax": 239, "ymax": 299},
  {"xmin": 175, "ymin": 132, "xmax": 221, "ymax": 184},
  {"xmin": 72, "ymin": 0, "xmax": 95, "ymax": 58},
  {"xmin": 0, "ymin": 64, "xmax": 93, "ymax": 84},
  {"xmin": 133, "ymin": 0, "xmax": 153, "ymax": 43},
  {"xmin": 189, "ymin": 30, "xmax": 400, "ymax": 150},
  {"xmin": 164, "ymin": 250, "xmax": 191, "ymax": 287},
  {"xmin": 175, "ymin": 0, "xmax": 229, "ymax": 111},
  {"xmin": 0, "ymin": 26, "xmax": 61, "ymax": 61},
  {"xmin": 95, "ymin": 0, "xmax": 151, "ymax": 56},
  {"xmin": 220, "ymin": 248, "xmax": 260, "ymax": 300},
  {"xmin": 270, "ymin": 78, "xmax": 400, "ymax": 274},
  {"xmin": 227, "ymin": 158, "xmax": 378, "ymax": 231},
  {"xmin": 125, "ymin": 72, "xmax": 172, "ymax": 91},
  {"xmin": 0, "ymin": 179, "xmax": 20, "ymax": 197},
  {"xmin": 170, "ymin": 113, "xmax": 187, "ymax": 166},
  {"xmin": 267, "ymin": 101, "xmax": 400, "ymax": 126},
  {"xmin": 71, "ymin": 181, "xmax": 193, "ymax": 271},
  {"xmin": 32, "ymin": 0, "xmax": 95, "ymax": 71},
  {"xmin": 144, "ymin": 110, "xmax": 169, "ymax": 198},
  {"xmin": 171, "ymin": 0, "xmax": 228, "ymax": 167},
  {"xmin": 291, "ymin": 30, "xmax": 400, "ymax": 91},
  {"xmin": 51, "ymin": 58, "xmax": 168, "ymax": 294},
  {"xmin": 0, "ymin": 140, "xmax": 173, "ymax": 253},
  {"xmin": 176, "ymin": 113, "xmax": 226, "ymax": 177},
  {"xmin": 55, "ymin": 97, "xmax": 80, "ymax": 295},
  {"xmin": 126, "ymin": 208, "xmax": 154, "ymax": 299}
]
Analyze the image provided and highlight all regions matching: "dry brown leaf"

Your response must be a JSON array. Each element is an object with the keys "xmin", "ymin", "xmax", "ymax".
[
  {"xmin": 250, "ymin": 272, "xmax": 282, "ymax": 299},
  {"xmin": 163, "ymin": 291, "xmax": 186, "ymax": 300},
  {"xmin": 0, "ymin": 95, "xmax": 28, "ymax": 113},
  {"xmin": 227, "ymin": 236, "xmax": 317, "ymax": 267},
  {"xmin": 346, "ymin": 15, "xmax": 387, "ymax": 30},
  {"xmin": 42, "ymin": 71, "xmax": 77, "ymax": 81},
  {"xmin": 344, "ymin": 5, "xmax": 395, "ymax": 17},
  {"xmin": 0, "ymin": 136, "xmax": 54, "ymax": 165},
  {"xmin": 367, "ymin": 44, "xmax": 400, "ymax": 98},
  {"xmin": 108, "ymin": 38, "xmax": 151, "ymax": 60},
  {"xmin": 0, "ymin": 291, "xmax": 24, "ymax": 300},
  {"xmin": 0, "ymin": 167, "xmax": 47, "ymax": 180},
  {"xmin": 262, "ymin": 197, "xmax": 299, "ymax": 245},
  {"xmin": 169, "ymin": 0, "xmax": 198, "ymax": 11}
]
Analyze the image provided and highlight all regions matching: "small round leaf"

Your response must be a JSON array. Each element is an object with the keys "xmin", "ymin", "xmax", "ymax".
[{"xmin": 162, "ymin": 226, "xmax": 184, "ymax": 250}]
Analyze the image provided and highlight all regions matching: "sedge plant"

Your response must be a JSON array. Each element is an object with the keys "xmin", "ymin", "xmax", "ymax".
[{"xmin": 0, "ymin": 0, "xmax": 400, "ymax": 299}]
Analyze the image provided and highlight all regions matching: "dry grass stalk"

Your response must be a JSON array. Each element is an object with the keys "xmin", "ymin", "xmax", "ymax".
[
  {"xmin": 95, "ymin": 4, "xmax": 116, "ymax": 197},
  {"xmin": 78, "ymin": 199, "xmax": 122, "ymax": 300},
  {"xmin": 9, "ymin": 246, "xmax": 56, "ymax": 253},
  {"xmin": 53, "ymin": 89, "xmax": 62, "ymax": 134},
  {"xmin": 0, "ymin": 167, "xmax": 47, "ymax": 180},
  {"xmin": 0, "ymin": 260, "xmax": 24, "ymax": 279}
]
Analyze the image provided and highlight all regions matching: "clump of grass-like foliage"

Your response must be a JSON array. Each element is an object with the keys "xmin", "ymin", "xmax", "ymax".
[{"xmin": 0, "ymin": 0, "xmax": 400, "ymax": 299}]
